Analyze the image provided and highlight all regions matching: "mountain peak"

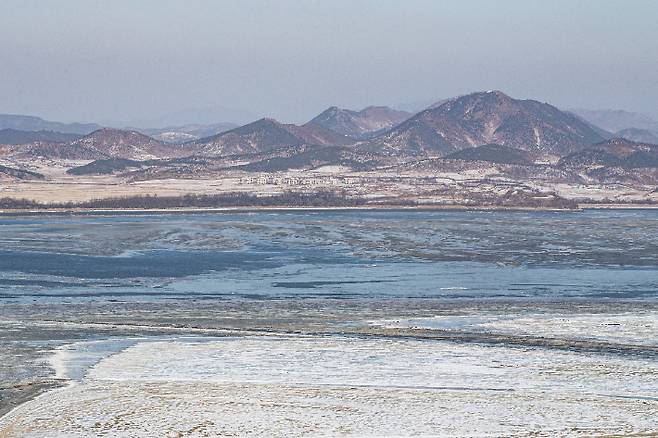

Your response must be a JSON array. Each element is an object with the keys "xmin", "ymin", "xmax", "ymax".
[
  {"xmin": 485, "ymin": 89, "xmax": 510, "ymax": 97},
  {"xmin": 191, "ymin": 115, "xmax": 353, "ymax": 156},
  {"xmin": 367, "ymin": 91, "xmax": 605, "ymax": 157},
  {"xmin": 90, "ymin": 127, "xmax": 137, "ymax": 135},
  {"xmin": 72, "ymin": 128, "xmax": 180, "ymax": 160},
  {"xmin": 310, "ymin": 105, "xmax": 411, "ymax": 138}
]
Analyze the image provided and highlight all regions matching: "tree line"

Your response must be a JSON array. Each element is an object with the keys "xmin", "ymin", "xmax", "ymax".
[{"xmin": 0, "ymin": 191, "xmax": 368, "ymax": 209}]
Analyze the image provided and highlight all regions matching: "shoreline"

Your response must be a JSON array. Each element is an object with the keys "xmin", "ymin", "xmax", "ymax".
[
  {"xmin": 577, "ymin": 203, "xmax": 658, "ymax": 210},
  {"xmin": 0, "ymin": 380, "xmax": 64, "ymax": 421},
  {"xmin": 0, "ymin": 203, "xmax": 656, "ymax": 216}
]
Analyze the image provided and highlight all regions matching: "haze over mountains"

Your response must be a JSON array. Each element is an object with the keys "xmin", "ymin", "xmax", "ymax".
[
  {"xmin": 2, "ymin": 90, "xmax": 658, "ymax": 186},
  {"xmin": 0, "ymin": 129, "xmax": 81, "ymax": 145},
  {"xmin": 569, "ymin": 108, "xmax": 658, "ymax": 145},
  {"xmin": 569, "ymin": 109, "xmax": 658, "ymax": 133},
  {"xmin": 614, "ymin": 128, "xmax": 658, "ymax": 144},
  {"xmin": 0, "ymin": 114, "xmax": 239, "ymax": 145},
  {"xmin": 0, "ymin": 114, "xmax": 100, "ymax": 135}
]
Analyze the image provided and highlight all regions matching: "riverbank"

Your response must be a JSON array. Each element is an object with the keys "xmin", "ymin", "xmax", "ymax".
[
  {"xmin": 2, "ymin": 298, "xmax": 658, "ymax": 437},
  {"xmin": 3, "ymin": 306, "xmax": 658, "ymax": 437},
  {"xmin": 2, "ymin": 202, "xmax": 658, "ymax": 217}
]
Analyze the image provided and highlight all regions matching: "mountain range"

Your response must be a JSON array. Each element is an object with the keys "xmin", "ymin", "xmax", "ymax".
[
  {"xmin": 3, "ymin": 90, "xmax": 658, "ymax": 185},
  {"xmin": 569, "ymin": 109, "xmax": 658, "ymax": 133},
  {"xmin": 187, "ymin": 118, "xmax": 354, "ymax": 156},
  {"xmin": 0, "ymin": 114, "xmax": 100, "ymax": 135},
  {"xmin": 569, "ymin": 108, "xmax": 658, "ymax": 145},
  {"xmin": 0, "ymin": 128, "xmax": 81, "ymax": 145}
]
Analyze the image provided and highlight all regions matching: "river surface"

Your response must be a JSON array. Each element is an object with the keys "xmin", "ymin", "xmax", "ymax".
[
  {"xmin": 1, "ymin": 209, "xmax": 657, "ymax": 437},
  {"xmin": 1, "ymin": 209, "xmax": 657, "ymax": 302}
]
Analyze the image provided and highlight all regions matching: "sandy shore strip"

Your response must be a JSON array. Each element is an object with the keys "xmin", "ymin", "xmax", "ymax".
[
  {"xmin": 0, "ymin": 204, "xmax": 601, "ymax": 217},
  {"xmin": 1, "ymin": 202, "xmax": 657, "ymax": 217}
]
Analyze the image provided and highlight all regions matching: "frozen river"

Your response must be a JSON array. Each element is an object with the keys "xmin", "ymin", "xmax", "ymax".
[{"xmin": 1, "ymin": 209, "xmax": 657, "ymax": 436}]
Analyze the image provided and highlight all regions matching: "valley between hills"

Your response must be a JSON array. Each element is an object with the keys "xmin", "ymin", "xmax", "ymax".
[{"xmin": 1, "ymin": 90, "xmax": 657, "ymax": 210}]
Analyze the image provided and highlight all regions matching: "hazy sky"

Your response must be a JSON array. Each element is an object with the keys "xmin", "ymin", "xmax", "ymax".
[{"xmin": 2, "ymin": 0, "xmax": 657, "ymax": 125}]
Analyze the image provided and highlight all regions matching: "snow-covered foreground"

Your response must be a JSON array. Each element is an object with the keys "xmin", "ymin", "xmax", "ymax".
[
  {"xmin": 1, "ymin": 335, "xmax": 657, "ymax": 437},
  {"xmin": 373, "ymin": 311, "xmax": 658, "ymax": 347}
]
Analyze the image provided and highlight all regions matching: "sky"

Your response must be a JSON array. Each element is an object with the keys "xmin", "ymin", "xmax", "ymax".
[{"xmin": 1, "ymin": 0, "xmax": 657, "ymax": 125}]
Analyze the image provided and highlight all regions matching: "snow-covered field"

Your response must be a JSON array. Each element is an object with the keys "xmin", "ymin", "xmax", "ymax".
[
  {"xmin": 372, "ymin": 311, "xmax": 658, "ymax": 347},
  {"xmin": 2, "ymin": 162, "xmax": 657, "ymax": 204},
  {"xmin": 1, "ymin": 334, "xmax": 657, "ymax": 437}
]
